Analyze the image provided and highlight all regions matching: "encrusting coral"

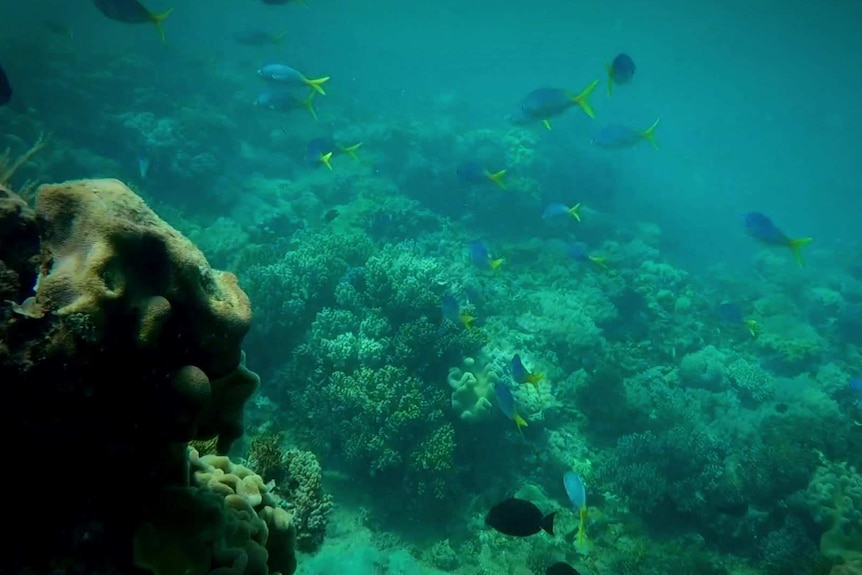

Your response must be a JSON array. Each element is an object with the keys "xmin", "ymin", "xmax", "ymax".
[{"xmin": 0, "ymin": 178, "xmax": 273, "ymax": 574}]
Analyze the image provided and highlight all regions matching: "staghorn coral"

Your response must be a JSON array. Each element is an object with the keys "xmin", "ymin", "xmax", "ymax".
[
  {"xmin": 0, "ymin": 178, "xmax": 260, "ymax": 573},
  {"xmin": 134, "ymin": 447, "xmax": 297, "ymax": 575}
]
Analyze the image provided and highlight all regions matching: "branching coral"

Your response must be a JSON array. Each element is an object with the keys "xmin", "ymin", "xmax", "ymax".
[{"xmin": 727, "ymin": 357, "xmax": 775, "ymax": 404}]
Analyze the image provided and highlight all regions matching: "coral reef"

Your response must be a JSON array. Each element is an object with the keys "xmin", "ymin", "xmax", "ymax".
[
  {"xmin": 806, "ymin": 458, "xmax": 862, "ymax": 563},
  {"xmin": 0, "ymin": 178, "xmax": 275, "ymax": 573}
]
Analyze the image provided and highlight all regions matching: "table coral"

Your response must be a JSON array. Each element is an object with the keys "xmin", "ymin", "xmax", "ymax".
[{"xmin": 0, "ymin": 178, "xmax": 261, "ymax": 572}]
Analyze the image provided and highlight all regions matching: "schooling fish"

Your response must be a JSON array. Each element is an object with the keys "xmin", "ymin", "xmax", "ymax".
[
  {"xmin": 485, "ymin": 498, "xmax": 555, "ymax": 537},
  {"xmin": 468, "ymin": 240, "xmax": 504, "ymax": 270},
  {"xmin": 542, "ymin": 202, "xmax": 581, "ymax": 221},
  {"xmin": 92, "ymin": 0, "xmax": 173, "ymax": 42},
  {"xmin": 255, "ymin": 88, "xmax": 317, "ymax": 119},
  {"xmin": 848, "ymin": 376, "xmax": 862, "ymax": 408},
  {"xmin": 566, "ymin": 242, "xmax": 606, "ymax": 268},
  {"xmin": 592, "ymin": 118, "xmax": 660, "ymax": 150},
  {"xmin": 512, "ymin": 354, "xmax": 543, "ymax": 389},
  {"xmin": 0, "ymin": 63, "xmax": 11, "ymax": 106},
  {"xmin": 606, "ymin": 53, "xmax": 636, "ymax": 96},
  {"xmin": 456, "ymin": 161, "xmax": 506, "ymax": 189},
  {"xmin": 509, "ymin": 79, "xmax": 599, "ymax": 129},
  {"xmin": 305, "ymin": 137, "xmax": 335, "ymax": 170},
  {"xmin": 258, "ymin": 64, "xmax": 330, "ymax": 95},
  {"xmin": 563, "ymin": 472, "xmax": 589, "ymax": 549},
  {"xmin": 495, "ymin": 381, "xmax": 527, "ymax": 434},
  {"xmin": 743, "ymin": 212, "xmax": 812, "ymax": 266},
  {"xmin": 441, "ymin": 294, "xmax": 475, "ymax": 329}
]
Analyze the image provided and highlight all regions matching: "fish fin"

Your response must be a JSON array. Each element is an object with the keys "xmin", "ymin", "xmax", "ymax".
[
  {"xmin": 304, "ymin": 76, "xmax": 330, "ymax": 95},
  {"xmin": 149, "ymin": 8, "xmax": 173, "ymax": 43},
  {"xmin": 489, "ymin": 258, "xmax": 504, "ymax": 271},
  {"xmin": 300, "ymin": 92, "xmax": 317, "ymax": 120},
  {"xmin": 340, "ymin": 142, "xmax": 363, "ymax": 160},
  {"xmin": 571, "ymin": 79, "xmax": 599, "ymax": 118},
  {"xmin": 320, "ymin": 151, "xmax": 333, "ymax": 170},
  {"xmin": 542, "ymin": 119, "xmax": 552, "ymax": 130},
  {"xmin": 568, "ymin": 202, "xmax": 581, "ymax": 221},
  {"xmin": 641, "ymin": 118, "xmax": 661, "ymax": 150},
  {"xmin": 486, "ymin": 169, "xmax": 507, "ymax": 189},
  {"xmin": 788, "ymin": 237, "xmax": 813, "ymax": 266},
  {"xmin": 605, "ymin": 63, "xmax": 614, "ymax": 96},
  {"xmin": 513, "ymin": 413, "xmax": 528, "ymax": 436},
  {"xmin": 459, "ymin": 314, "xmax": 475, "ymax": 329},
  {"xmin": 540, "ymin": 511, "xmax": 556, "ymax": 536},
  {"xmin": 272, "ymin": 31, "xmax": 288, "ymax": 44},
  {"xmin": 588, "ymin": 255, "xmax": 607, "ymax": 269}
]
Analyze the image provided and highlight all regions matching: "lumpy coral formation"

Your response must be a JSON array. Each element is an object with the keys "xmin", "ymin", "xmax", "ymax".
[{"xmin": 0, "ymin": 178, "xmax": 288, "ymax": 574}]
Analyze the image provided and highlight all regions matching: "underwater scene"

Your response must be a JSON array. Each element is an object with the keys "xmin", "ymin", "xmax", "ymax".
[{"xmin": 1, "ymin": 0, "xmax": 862, "ymax": 574}]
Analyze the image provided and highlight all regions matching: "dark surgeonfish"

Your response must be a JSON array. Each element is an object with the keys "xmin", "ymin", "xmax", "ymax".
[
  {"xmin": 485, "ymin": 498, "xmax": 556, "ymax": 537},
  {"xmin": 606, "ymin": 53, "xmax": 636, "ymax": 95},
  {"xmin": 92, "ymin": 0, "xmax": 173, "ymax": 42},
  {"xmin": 0, "ymin": 63, "xmax": 11, "ymax": 106}
]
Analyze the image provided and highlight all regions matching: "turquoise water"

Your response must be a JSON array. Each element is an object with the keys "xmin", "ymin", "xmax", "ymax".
[{"xmin": 2, "ymin": 1, "xmax": 862, "ymax": 574}]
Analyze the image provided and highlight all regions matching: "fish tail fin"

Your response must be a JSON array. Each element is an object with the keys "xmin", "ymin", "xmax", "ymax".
[
  {"xmin": 513, "ymin": 413, "xmax": 528, "ymax": 435},
  {"xmin": 150, "ymin": 8, "xmax": 173, "ymax": 43},
  {"xmin": 588, "ymin": 255, "xmax": 608, "ymax": 269},
  {"xmin": 300, "ymin": 91, "xmax": 318, "ymax": 120},
  {"xmin": 571, "ymin": 79, "xmax": 599, "ymax": 118},
  {"xmin": 642, "ymin": 118, "xmax": 661, "ymax": 150},
  {"xmin": 489, "ymin": 258, "xmax": 505, "ymax": 271},
  {"xmin": 272, "ymin": 31, "xmax": 288, "ymax": 44},
  {"xmin": 320, "ymin": 151, "xmax": 333, "ymax": 170},
  {"xmin": 568, "ymin": 202, "xmax": 582, "ymax": 221},
  {"xmin": 340, "ymin": 142, "xmax": 363, "ymax": 160},
  {"xmin": 528, "ymin": 373, "xmax": 544, "ymax": 389},
  {"xmin": 486, "ymin": 169, "xmax": 507, "ymax": 189},
  {"xmin": 304, "ymin": 76, "xmax": 330, "ymax": 95},
  {"xmin": 542, "ymin": 119, "xmax": 552, "ymax": 130},
  {"xmin": 577, "ymin": 507, "xmax": 588, "ymax": 545},
  {"xmin": 459, "ymin": 314, "xmax": 475, "ymax": 329},
  {"xmin": 540, "ymin": 511, "xmax": 557, "ymax": 536},
  {"xmin": 605, "ymin": 63, "xmax": 614, "ymax": 96},
  {"xmin": 788, "ymin": 237, "xmax": 813, "ymax": 266}
]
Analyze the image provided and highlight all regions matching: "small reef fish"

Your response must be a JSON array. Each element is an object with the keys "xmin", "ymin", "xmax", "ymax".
[
  {"xmin": 137, "ymin": 155, "xmax": 150, "ymax": 178},
  {"xmin": 0, "ymin": 63, "xmax": 11, "ymax": 106},
  {"xmin": 456, "ymin": 161, "xmax": 507, "ymax": 189},
  {"xmin": 305, "ymin": 138, "xmax": 362, "ymax": 169},
  {"xmin": 566, "ymin": 242, "xmax": 606, "ymax": 268},
  {"xmin": 542, "ymin": 202, "xmax": 581, "ymax": 221},
  {"xmin": 849, "ymin": 377, "xmax": 862, "ymax": 408},
  {"xmin": 743, "ymin": 212, "xmax": 812, "ymax": 266},
  {"xmin": 485, "ymin": 498, "xmax": 555, "ymax": 537},
  {"xmin": 717, "ymin": 300, "xmax": 744, "ymax": 323},
  {"xmin": 495, "ymin": 381, "xmax": 527, "ymax": 434},
  {"xmin": 606, "ymin": 53, "xmax": 636, "ymax": 96},
  {"xmin": 255, "ymin": 89, "xmax": 317, "ymax": 119},
  {"xmin": 546, "ymin": 563, "xmax": 582, "ymax": 575},
  {"xmin": 441, "ymin": 294, "xmax": 475, "ymax": 329},
  {"xmin": 468, "ymin": 240, "xmax": 504, "ymax": 270},
  {"xmin": 563, "ymin": 472, "xmax": 589, "ymax": 550},
  {"xmin": 592, "ymin": 119, "xmax": 660, "ymax": 150},
  {"xmin": 92, "ymin": 0, "xmax": 173, "ymax": 42},
  {"xmin": 234, "ymin": 29, "xmax": 287, "ymax": 46},
  {"xmin": 512, "ymin": 354, "xmax": 543, "ymax": 389},
  {"xmin": 509, "ymin": 80, "xmax": 599, "ymax": 129},
  {"xmin": 322, "ymin": 208, "xmax": 339, "ymax": 223},
  {"xmin": 258, "ymin": 64, "xmax": 330, "ymax": 95}
]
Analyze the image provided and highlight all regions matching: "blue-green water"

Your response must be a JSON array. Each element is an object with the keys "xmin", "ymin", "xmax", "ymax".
[{"xmin": 2, "ymin": 1, "xmax": 862, "ymax": 574}]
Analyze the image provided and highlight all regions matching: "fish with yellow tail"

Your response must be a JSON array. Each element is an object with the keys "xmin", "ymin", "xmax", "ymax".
[
  {"xmin": 605, "ymin": 53, "xmax": 636, "ymax": 96},
  {"xmin": 508, "ymin": 79, "xmax": 600, "ymax": 129},
  {"xmin": 592, "ymin": 118, "xmax": 660, "ymax": 150},
  {"xmin": 495, "ymin": 381, "xmax": 527, "ymax": 435},
  {"xmin": 457, "ymin": 161, "xmax": 507, "ymax": 189},
  {"xmin": 744, "ymin": 212, "xmax": 812, "ymax": 266},
  {"xmin": 92, "ymin": 0, "xmax": 173, "ymax": 42},
  {"xmin": 468, "ymin": 240, "xmax": 504, "ymax": 271},
  {"xmin": 512, "ymin": 354, "xmax": 544, "ymax": 390},
  {"xmin": 563, "ymin": 472, "xmax": 590, "ymax": 553},
  {"xmin": 441, "ymin": 294, "xmax": 475, "ymax": 329},
  {"xmin": 258, "ymin": 64, "xmax": 330, "ymax": 95}
]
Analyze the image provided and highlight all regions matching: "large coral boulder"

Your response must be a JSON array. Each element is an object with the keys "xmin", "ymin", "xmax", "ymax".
[{"xmin": 0, "ymin": 179, "xmax": 263, "ymax": 573}]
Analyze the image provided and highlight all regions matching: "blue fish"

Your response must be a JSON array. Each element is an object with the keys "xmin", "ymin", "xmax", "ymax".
[
  {"xmin": 717, "ymin": 301, "xmax": 744, "ymax": 324},
  {"xmin": 469, "ymin": 240, "xmax": 504, "ymax": 270},
  {"xmin": 542, "ymin": 203, "xmax": 581, "ymax": 221},
  {"xmin": 509, "ymin": 80, "xmax": 599, "ymax": 129},
  {"xmin": 0, "ymin": 63, "xmax": 11, "ymax": 106},
  {"xmin": 441, "ymin": 294, "xmax": 474, "ymax": 329},
  {"xmin": 743, "ymin": 212, "xmax": 812, "ymax": 266},
  {"xmin": 512, "ymin": 354, "xmax": 543, "ymax": 389},
  {"xmin": 457, "ymin": 161, "xmax": 507, "ymax": 189},
  {"xmin": 306, "ymin": 137, "xmax": 335, "ymax": 169},
  {"xmin": 495, "ymin": 381, "xmax": 527, "ymax": 433},
  {"xmin": 255, "ymin": 88, "xmax": 317, "ymax": 119},
  {"xmin": 258, "ymin": 64, "xmax": 329, "ymax": 95},
  {"xmin": 92, "ymin": 0, "xmax": 173, "ymax": 42},
  {"xmin": 606, "ymin": 53, "xmax": 636, "ymax": 96},
  {"xmin": 563, "ymin": 472, "xmax": 589, "ymax": 548},
  {"xmin": 592, "ymin": 119, "xmax": 660, "ymax": 150},
  {"xmin": 566, "ymin": 242, "xmax": 607, "ymax": 268},
  {"xmin": 850, "ymin": 377, "xmax": 862, "ymax": 408}
]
